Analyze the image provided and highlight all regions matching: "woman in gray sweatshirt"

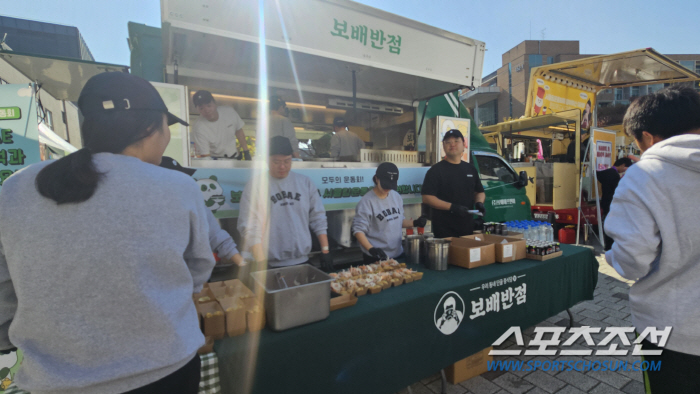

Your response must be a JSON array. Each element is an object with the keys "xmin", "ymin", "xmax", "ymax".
[
  {"xmin": 0, "ymin": 73, "xmax": 215, "ymax": 394},
  {"xmin": 352, "ymin": 163, "xmax": 427, "ymax": 264}
]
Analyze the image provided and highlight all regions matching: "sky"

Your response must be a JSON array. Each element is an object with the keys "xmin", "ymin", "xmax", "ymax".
[{"xmin": 4, "ymin": 0, "xmax": 700, "ymax": 76}]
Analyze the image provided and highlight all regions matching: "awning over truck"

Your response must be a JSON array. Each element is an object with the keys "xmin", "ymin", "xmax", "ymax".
[
  {"xmin": 0, "ymin": 50, "xmax": 128, "ymax": 101},
  {"xmin": 481, "ymin": 109, "xmax": 581, "ymax": 135},
  {"xmin": 160, "ymin": 0, "xmax": 486, "ymax": 106},
  {"xmin": 530, "ymin": 48, "xmax": 700, "ymax": 89}
]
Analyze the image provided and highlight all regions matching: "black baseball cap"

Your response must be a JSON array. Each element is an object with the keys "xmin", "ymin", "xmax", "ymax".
[
  {"xmin": 443, "ymin": 129, "xmax": 464, "ymax": 141},
  {"xmin": 78, "ymin": 72, "xmax": 188, "ymax": 126},
  {"xmin": 193, "ymin": 90, "xmax": 215, "ymax": 107},
  {"xmin": 270, "ymin": 136, "xmax": 293, "ymax": 156},
  {"xmin": 333, "ymin": 117, "xmax": 347, "ymax": 128},
  {"xmin": 376, "ymin": 162, "xmax": 399, "ymax": 191},
  {"xmin": 159, "ymin": 156, "xmax": 196, "ymax": 176}
]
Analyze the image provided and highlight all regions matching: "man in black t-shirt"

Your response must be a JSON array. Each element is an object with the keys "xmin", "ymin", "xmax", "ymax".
[{"xmin": 422, "ymin": 129, "xmax": 486, "ymax": 238}]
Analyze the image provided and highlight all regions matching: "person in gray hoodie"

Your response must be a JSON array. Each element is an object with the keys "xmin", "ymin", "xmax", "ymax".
[
  {"xmin": 604, "ymin": 86, "xmax": 700, "ymax": 394},
  {"xmin": 238, "ymin": 136, "xmax": 333, "ymax": 271},
  {"xmin": 0, "ymin": 73, "xmax": 214, "ymax": 394},
  {"xmin": 159, "ymin": 156, "xmax": 244, "ymax": 267},
  {"xmin": 352, "ymin": 162, "xmax": 427, "ymax": 264}
]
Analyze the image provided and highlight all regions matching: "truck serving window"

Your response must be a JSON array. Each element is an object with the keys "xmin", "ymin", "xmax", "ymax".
[{"xmin": 475, "ymin": 155, "xmax": 517, "ymax": 185}]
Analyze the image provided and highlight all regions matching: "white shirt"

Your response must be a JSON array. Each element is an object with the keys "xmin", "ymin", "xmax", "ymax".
[
  {"xmin": 268, "ymin": 112, "xmax": 299, "ymax": 153},
  {"xmin": 192, "ymin": 106, "xmax": 245, "ymax": 157},
  {"xmin": 330, "ymin": 128, "xmax": 365, "ymax": 159}
]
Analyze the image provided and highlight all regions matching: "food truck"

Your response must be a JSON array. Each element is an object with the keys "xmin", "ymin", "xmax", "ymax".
[
  {"xmin": 480, "ymin": 48, "xmax": 700, "ymax": 240},
  {"xmin": 127, "ymin": 0, "xmax": 534, "ymax": 258}
]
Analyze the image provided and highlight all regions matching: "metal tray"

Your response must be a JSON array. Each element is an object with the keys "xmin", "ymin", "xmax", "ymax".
[{"xmin": 250, "ymin": 264, "xmax": 332, "ymax": 331}]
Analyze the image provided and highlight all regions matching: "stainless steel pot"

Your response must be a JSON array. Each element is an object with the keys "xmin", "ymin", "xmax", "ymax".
[
  {"xmin": 425, "ymin": 239, "xmax": 451, "ymax": 271},
  {"xmin": 405, "ymin": 235, "xmax": 422, "ymax": 265}
]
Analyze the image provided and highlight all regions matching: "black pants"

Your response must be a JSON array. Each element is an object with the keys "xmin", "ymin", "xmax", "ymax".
[
  {"xmin": 641, "ymin": 338, "xmax": 700, "ymax": 394},
  {"xmin": 125, "ymin": 355, "xmax": 201, "ymax": 394}
]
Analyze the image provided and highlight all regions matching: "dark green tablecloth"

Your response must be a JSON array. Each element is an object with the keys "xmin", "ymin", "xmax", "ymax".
[{"xmin": 214, "ymin": 244, "xmax": 598, "ymax": 394}]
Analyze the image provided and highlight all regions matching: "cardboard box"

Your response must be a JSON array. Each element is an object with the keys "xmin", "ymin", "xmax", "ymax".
[
  {"xmin": 218, "ymin": 297, "xmax": 247, "ymax": 337},
  {"xmin": 197, "ymin": 302, "xmax": 226, "ymax": 340},
  {"xmin": 502, "ymin": 231, "xmax": 524, "ymax": 239},
  {"xmin": 244, "ymin": 297, "xmax": 266, "ymax": 332},
  {"xmin": 209, "ymin": 285, "xmax": 228, "ymax": 301},
  {"xmin": 445, "ymin": 238, "xmax": 496, "ymax": 269},
  {"xmin": 445, "ymin": 347, "xmax": 493, "ymax": 384},
  {"xmin": 193, "ymin": 288, "xmax": 216, "ymax": 305},
  {"xmin": 463, "ymin": 234, "xmax": 527, "ymax": 263}
]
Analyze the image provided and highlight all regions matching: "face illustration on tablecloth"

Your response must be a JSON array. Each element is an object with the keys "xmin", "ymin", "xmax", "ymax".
[{"xmin": 435, "ymin": 291, "xmax": 465, "ymax": 335}]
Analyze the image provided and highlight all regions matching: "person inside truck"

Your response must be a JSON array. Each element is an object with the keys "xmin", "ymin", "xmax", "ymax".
[
  {"xmin": 191, "ymin": 90, "xmax": 251, "ymax": 160},
  {"xmin": 268, "ymin": 96, "xmax": 300, "ymax": 159},
  {"xmin": 566, "ymin": 129, "xmax": 590, "ymax": 164},
  {"xmin": 352, "ymin": 162, "xmax": 428, "ymax": 264},
  {"xmin": 330, "ymin": 117, "xmax": 365, "ymax": 161},
  {"xmin": 421, "ymin": 129, "xmax": 486, "ymax": 238},
  {"xmin": 238, "ymin": 136, "xmax": 334, "ymax": 271},
  {"xmin": 0, "ymin": 72, "xmax": 213, "ymax": 393}
]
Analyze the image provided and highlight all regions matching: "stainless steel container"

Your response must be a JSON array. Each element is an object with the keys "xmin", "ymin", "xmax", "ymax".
[
  {"xmin": 420, "ymin": 233, "xmax": 434, "ymax": 262},
  {"xmin": 405, "ymin": 235, "xmax": 422, "ymax": 265},
  {"xmin": 425, "ymin": 239, "xmax": 451, "ymax": 271},
  {"xmin": 250, "ymin": 264, "xmax": 332, "ymax": 331}
]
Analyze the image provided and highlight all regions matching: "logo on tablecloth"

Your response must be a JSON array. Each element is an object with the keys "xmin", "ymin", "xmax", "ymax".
[{"xmin": 434, "ymin": 291, "xmax": 465, "ymax": 335}]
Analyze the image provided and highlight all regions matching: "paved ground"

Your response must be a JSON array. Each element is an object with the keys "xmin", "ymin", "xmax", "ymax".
[{"xmin": 398, "ymin": 251, "xmax": 643, "ymax": 394}]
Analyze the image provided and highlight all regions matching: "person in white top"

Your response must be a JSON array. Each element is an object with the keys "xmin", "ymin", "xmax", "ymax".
[
  {"xmin": 268, "ymin": 96, "xmax": 300, "ymax": 158},
  {"xmin": 330, "ymin": 117, "xmax": 365, "ymax": 161},
  {"xmin": 192, "ymin": 90, "xmax": 250, "ymax": 159}
]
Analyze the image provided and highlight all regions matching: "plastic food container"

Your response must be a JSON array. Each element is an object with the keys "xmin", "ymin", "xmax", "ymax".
[{"xmin": 250, "ymin": 264, "xmax": 332, "ymax": 331}]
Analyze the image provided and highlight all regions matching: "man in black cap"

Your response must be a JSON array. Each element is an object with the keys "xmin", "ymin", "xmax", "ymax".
[
  {"xmin": 237, "ymin": 136, "xmax": 333, "ymax": 271},
  {"xmin": 330, "ymin": 117, "xmax": 365, "ymax": 161},
  {"xmin": 191, "ymin": 90, "xmax": 250, "ymax": 160},
  {"xmin": 422, "ymin": 129, "xmax": 486, "ymax": 238}
]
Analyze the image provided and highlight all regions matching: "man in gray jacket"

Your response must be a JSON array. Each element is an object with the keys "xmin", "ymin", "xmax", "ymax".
[
  {"xmin": 238, "ymin": 137, "xmax": 333, "ymax": 271},
  {"xmin": 330, "ymin": 117, "xmax": 365, "ymax": 162},
  {"xmin": 605, "ymin": 86, "xmax": 700, "ymax": 394}
]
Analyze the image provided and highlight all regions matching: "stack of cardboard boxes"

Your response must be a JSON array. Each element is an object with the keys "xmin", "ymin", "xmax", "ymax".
[
  {"xmin": 445, "ymin": 234, "xmax": 527, "ymax": 269},
  {"xmin": 193, "ymin": 279, "xmax": 265, "ymax": 353}
]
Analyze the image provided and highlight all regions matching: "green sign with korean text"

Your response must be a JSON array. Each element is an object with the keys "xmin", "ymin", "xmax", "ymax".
[
  {"xmin": 0, "ymin": 107, "xmax": 20, "ymax": 120},
  {"xmin": 0, "ymin": 84, "xmax": 39, "ymax": 190},
  {"xmin": 331, "ymin": 18, "xmax": 402, "ymax": 55}
]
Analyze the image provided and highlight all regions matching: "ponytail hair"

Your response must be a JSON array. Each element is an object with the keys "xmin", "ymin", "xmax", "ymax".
[
  {"xmin": 35, "ymin": 148, "xmax": 101, "ymax": 204},
  {"xmin": 35, "ymin": 110, "xmax": 164, "ymax": 204}
]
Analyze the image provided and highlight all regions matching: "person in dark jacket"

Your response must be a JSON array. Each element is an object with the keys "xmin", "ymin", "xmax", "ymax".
[{"xmin": 596, "ymin": 157, "xmax": 633, "ymax": 250}]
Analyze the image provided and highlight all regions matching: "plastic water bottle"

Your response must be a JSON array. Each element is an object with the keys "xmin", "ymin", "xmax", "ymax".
[
  {"xmin": 539, "ymin": 224, "xmax": 547, "ymax": 241},
  {"xmin": 548, "ymin": 224, "xmax": 554, "ymax": 242},
  {"xmin": 524, "ymin": 225, "xmax": 532, "ymax": 240}
]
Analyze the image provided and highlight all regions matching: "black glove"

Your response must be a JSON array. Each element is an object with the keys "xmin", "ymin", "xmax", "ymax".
[
  {"xmin": 449, "ymin": 204, "xmax": 471, "ymax": 218},
  {"xmin": 0, "ymin": 347, "xmax": 16, "ymax": 355},
  {"xmin": 368, "ymin": 247, "xmax": 388, "ymax": 261},
  {"xmin": 242, "ymin": 150, "xmax": 252, "ymax": 161},
  {"xmin": 413, "ymin": 215, "xmax": 428, "ymax": 228},
  {"xmin": 320, "ymin": 252, "xmax": 334, "ymax": 272},
  {"xmin": 475, "ymin": 202, "xmax": 486, "ymax": 216}
]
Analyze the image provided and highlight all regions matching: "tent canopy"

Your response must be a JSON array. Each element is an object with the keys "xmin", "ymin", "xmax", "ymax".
[{"xmin": 0, "ymin": 50, "xmax": 128, "ymax": 101}]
